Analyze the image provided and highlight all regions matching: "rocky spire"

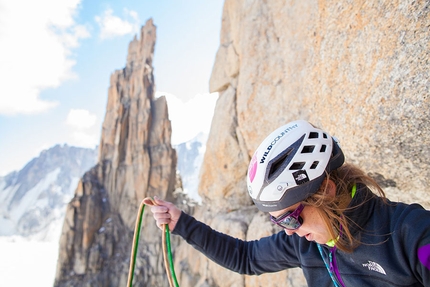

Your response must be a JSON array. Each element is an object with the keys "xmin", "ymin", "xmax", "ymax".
[{"xmin": 54, "ymin": 19, "xmax": 178, "ymax": 286}]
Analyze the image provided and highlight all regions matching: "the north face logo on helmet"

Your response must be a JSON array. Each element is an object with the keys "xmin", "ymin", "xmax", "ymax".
[{"xmin": 292, "ymin": 170, "xmax": 309, "ymax": 185}]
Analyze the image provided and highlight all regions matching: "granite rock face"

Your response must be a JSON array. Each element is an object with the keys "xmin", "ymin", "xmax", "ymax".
[
  {"xmin": 174, "ymin": 1, "xmax": 430, "ymax": 286},
  {"xmin": 54, "ymin": 2, "xmax": 430, "ymax": 286},
  {"xmin": 54, "ymin": 19, "xmax": 181, "ymax": 286},
  {"xmin": 207, "ymin": 0, "xmax": 430, "ymax": 206}
]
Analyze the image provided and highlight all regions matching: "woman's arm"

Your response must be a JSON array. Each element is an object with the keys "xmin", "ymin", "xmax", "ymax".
[{"xmin": 149, "ymin": 197, "xmax": 301, "ymax": 275}]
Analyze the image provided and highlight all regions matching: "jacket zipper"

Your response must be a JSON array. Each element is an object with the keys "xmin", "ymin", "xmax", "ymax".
[
  {"xmin": 317, "ymin": 244, "xmax": 345, "ymax": 287},
  {"xmin": 330, "ymin": 246, "xmax": 345, "ymax": 287}
]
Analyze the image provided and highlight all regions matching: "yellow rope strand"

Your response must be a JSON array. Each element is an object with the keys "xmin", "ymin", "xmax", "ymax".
[
  {"xmin": 127, "ymin": 199, "xmax": 146, "ymax": 287},
  {"xmin": 159, "ymin": 208, "xmax": 175, "ymax": 287}
]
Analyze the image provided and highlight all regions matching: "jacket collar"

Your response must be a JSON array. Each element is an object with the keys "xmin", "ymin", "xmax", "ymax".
[{"xmin": 343, "ymin": 184, "xmax": 378, "ymax": 237}]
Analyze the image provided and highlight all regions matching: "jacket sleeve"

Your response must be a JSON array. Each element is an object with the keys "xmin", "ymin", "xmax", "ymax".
[
  {"xmin": 402, "ymin": 204, "xmax": 430, "ymax": 285},
  {"xmin": 172, "ymin": 211, "xmax": 302, "ymax": 275}
]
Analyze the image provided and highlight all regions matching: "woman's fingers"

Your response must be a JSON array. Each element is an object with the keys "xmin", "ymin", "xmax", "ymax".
[{"xmin": 148, "ymin": 197, "xmax": 181, "ymax": 231}]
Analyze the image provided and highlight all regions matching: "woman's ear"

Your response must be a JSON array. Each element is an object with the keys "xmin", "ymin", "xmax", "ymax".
[{"xmin": 324, "ymin": 179, "xmax": 337, "ymax": 197}]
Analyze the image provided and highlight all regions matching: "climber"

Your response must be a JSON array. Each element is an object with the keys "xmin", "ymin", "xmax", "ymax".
[{"xmin": 149, "ymin": 119, "xmax": 430, "ymax": 286}]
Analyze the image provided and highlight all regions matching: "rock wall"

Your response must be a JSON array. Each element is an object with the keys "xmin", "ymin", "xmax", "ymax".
[
  {"xmin": 174, "ymin": 1, "xmax": 430, "ymax": 286},
  {"xmin": 53, "ymin": 2, "xmax": 430, "ymax": 286},
  {"xmin": 54, "ymin": 19, "xmax": 182, "ymax": 286}
]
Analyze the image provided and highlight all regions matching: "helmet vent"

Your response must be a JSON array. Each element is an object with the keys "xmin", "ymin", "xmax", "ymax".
[
  {"xmin": 323, "ymin": 133, "xmax": 328, "ymax": 138},
  {"xmin": 267, "ymin": 148, "xmax": 293, "ymax": 181},
  {"xmin": 289, "ymin": 162, "xmax": 305, "ymax": 170},
  {"xmin": 310, "ymin": 161, "xmax": 319, "ymax": 169},
  {"xmin": 309, "ymin": 132, "xmax": 319, "ymax": 139},
  {"xmin": 301, "ymin": 145, "xmax": 315, "ymax": 153},
  {"xmin": 320, "ymin": 145, "xmax": 327, "ymax": 152}
]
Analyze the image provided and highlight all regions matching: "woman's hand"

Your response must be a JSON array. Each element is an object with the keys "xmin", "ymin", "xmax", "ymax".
[{"xmin": 148, "ymin": 196, "xmax": 182, "ymax": 231}]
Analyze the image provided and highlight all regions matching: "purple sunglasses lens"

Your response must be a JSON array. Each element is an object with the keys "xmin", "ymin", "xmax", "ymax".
[{"xmin": 270, "ymin": 204, "xmax": 304, "ymax": 230}]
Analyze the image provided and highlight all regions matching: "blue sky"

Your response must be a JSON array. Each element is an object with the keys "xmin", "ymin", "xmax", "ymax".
[{"xmin": 0, "ymin": 0, "xmax": 223, "ymax": 176}]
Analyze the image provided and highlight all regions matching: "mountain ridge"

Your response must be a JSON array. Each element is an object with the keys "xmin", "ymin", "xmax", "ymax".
[{"xmin": 0, "ymin": 144, "xmax": 98, "ymax": 241}]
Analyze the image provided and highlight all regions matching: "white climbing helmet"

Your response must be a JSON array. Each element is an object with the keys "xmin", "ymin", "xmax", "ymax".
[{"xmin": 247, "ymin": 120, "xmax": 344, "ymax": 212}]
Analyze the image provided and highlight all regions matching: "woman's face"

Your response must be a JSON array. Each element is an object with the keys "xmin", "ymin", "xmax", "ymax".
[{"xmin": 269, "ymin": 203, "xmax": 332, "ymax": 244}]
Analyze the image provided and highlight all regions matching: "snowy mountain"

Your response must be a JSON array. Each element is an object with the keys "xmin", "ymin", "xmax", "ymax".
[
  {"xmin": 174, "ymin": 132, "xmax": 207, "ymax": 203},
  {"xmin": 0, "ymin": 133, "xmax": 207, "ymax": 243},
  {"xmin": 0, "ymin": 137, "xmax": 206, "ymax": 286},
  {"xmin": 0, "ymin": 144, "xmax": 98, "ymax": 242},
  {"xmin": 0, "ymin": 133, "xmax": 206, "ymax": 244}
]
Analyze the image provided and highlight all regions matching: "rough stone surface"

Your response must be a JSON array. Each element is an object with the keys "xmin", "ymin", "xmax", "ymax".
[
  {"xmin": 176, "ymin": 0, "xmax": 430, "ymax": 286},
  {"xmin": 55, "ymin": 1, "xmax": 430, "ymax": 286},
  {"xmin": 54, "ymin": 19, "xmax": 184, "ymax": 286}
]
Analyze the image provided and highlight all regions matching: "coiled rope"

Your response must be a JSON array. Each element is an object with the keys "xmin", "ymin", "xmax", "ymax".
[{"xmin": 127, "ymin": 197, "xmax": 179, "ymax": 287}]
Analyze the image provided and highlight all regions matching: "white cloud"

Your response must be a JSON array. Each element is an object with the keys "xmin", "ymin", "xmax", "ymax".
[
  {"xmin": 95, "ymin": 8, "xmax": 139, "ymax": 40},
  {"xmin": 66, "ymin": 109, "xmax": 97, "ymax": 129},
  {"xmin": 65, "ymin": 109, "xmax": 98, "ymax": 148},
  {"xmin": 158, "ymin": 92, "xmax": 218, "ymax": 145},
  {"xmin": 69, "ymin": 131, "xmax": 99, "ymax": 148},
  {"xmin": 0, "ymin": 0, "xmax": 90, "ymax": 116}
]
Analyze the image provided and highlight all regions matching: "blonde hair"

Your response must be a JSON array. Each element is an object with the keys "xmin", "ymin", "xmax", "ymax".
[{"xmin": 303, "ymin": 163, "xmax": 386, "ymax": 253}]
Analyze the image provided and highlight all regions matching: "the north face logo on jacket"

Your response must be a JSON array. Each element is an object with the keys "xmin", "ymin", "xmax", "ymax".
[{"xmin": 362, "ymin": 260, "xmax": 387, "ymax": 275}]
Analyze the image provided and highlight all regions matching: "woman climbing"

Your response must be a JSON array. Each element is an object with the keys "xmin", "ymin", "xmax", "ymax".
[{"xmin": 149, "ymin": 119, "xmax": 430, "ymax": 286}]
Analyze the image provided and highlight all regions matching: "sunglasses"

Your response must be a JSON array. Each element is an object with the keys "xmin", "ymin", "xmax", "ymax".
[{"xmin": 270, "ymin": 204, "xmax": 305, "ymax": 230}]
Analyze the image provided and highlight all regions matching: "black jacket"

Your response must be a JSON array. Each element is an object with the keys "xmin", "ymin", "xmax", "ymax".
[{"xmin": 173, "ymin": 187, "xmax": 430, "ymax": 286}]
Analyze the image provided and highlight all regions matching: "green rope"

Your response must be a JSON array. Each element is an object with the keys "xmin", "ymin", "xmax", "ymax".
[
  {"xmin": 165, "ymin": 225, "xmax": 179, "ymax": 286},
  {"xmin": 127, "ymin": 202, "xmax": 179, "ymax": 287},
  {"xmin": 127, "ymin": 204, "xmax": 145, "ymax": 287}
]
